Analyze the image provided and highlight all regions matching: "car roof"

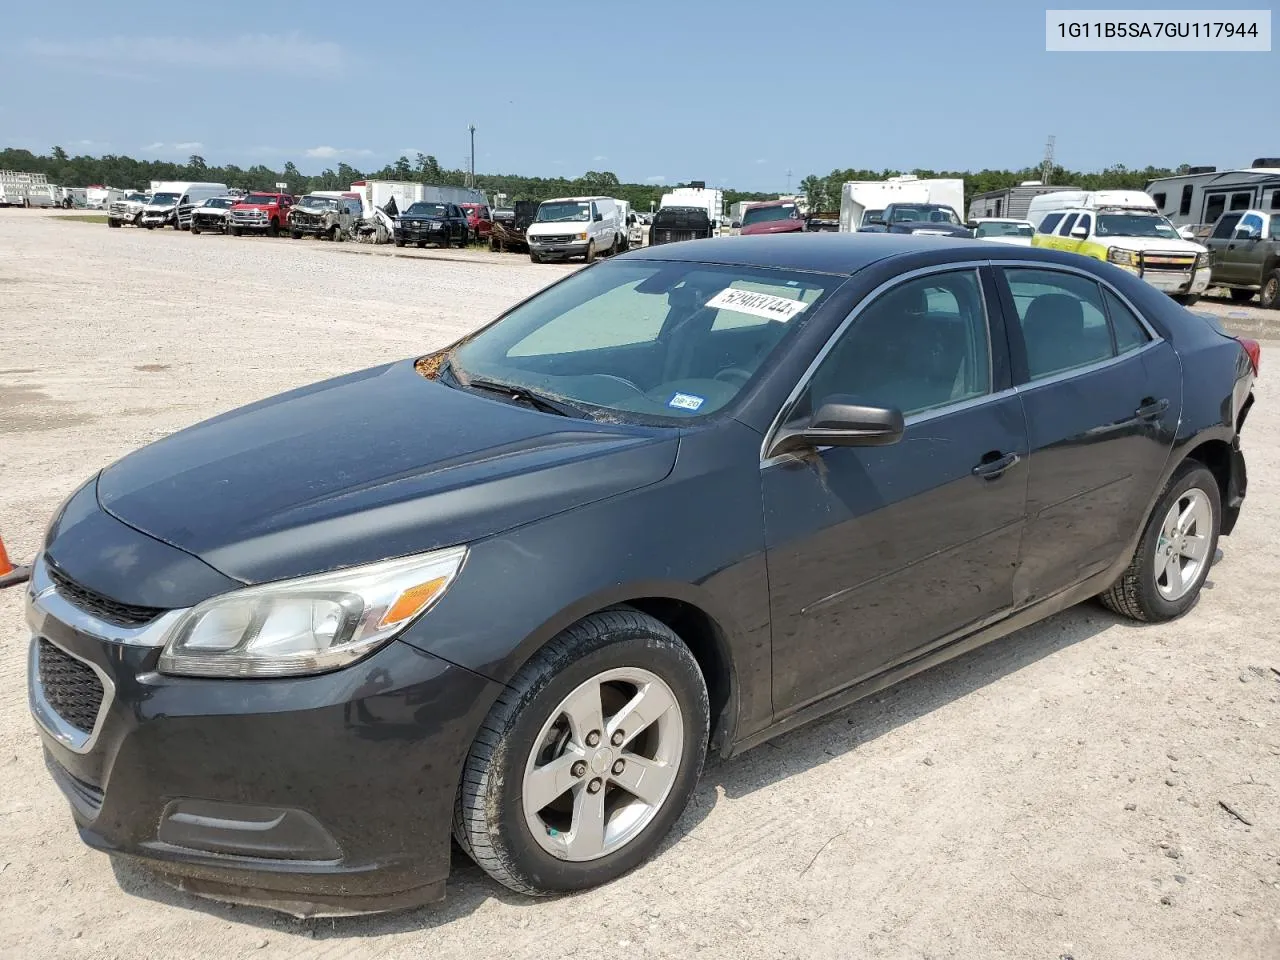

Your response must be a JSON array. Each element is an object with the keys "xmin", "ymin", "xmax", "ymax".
[{"xmin": 615, "ymin": 233, "xmax": 1097, "ymax": 275}]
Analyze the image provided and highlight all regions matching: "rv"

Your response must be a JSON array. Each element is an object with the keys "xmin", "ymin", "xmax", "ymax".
[
  {"xmin": 348, "ymin": 180, "xmax": 487, "ymax": 219},
  {"xmin": 838, "ymin": 176, "xmax": 964, "ymax": 233},
  {"xmin": 1145, "ymin": 159, "xmax": 1280, "ymax": 231}
]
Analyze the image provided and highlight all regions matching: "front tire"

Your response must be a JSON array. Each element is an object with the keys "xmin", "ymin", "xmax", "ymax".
[
  {"xmin": 1172, "ymin": 294, "xmax": 1199, "ymax": 306},
  {"xmin": 453, "ymin": 609, "xmax": 709, "ymax": 896},
  {"xmin": 190, "ymin": 223, "xmax": 201, "ymax": 235},
  {"xmin": 1099, "ymin": 461, "xmax": 1220, "ymax": 622},
  {"xmin": 585, "ymin": 240, "xmax": 596, "ymax": 263},
  {"xmin": 230, "ymin": 226, "xmax": 242, "ymax": 237},
  {"xmin": 1229, "ymin": 288, "xmax": 1256, "ymax": 304},
  {"xmin": 290, "ymin": 229, "xmax": 302, "ymax": 239}
]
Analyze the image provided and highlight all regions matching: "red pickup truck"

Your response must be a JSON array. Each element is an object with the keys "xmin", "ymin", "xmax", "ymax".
[
  {"xmin": 458, "ymin": 202, "xmax": 493, "ymax": 243},
  {"xmin": 228, "ymin": 192, "xmax": 294, "ymax": 237}
]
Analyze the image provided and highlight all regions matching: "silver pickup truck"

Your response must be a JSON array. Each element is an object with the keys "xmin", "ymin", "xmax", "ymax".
[{"xmin": 1204, "ymin": 209, "xmax": 1280, "ymax": 309}]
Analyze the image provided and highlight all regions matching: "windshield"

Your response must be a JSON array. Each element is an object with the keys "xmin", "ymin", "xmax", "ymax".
[
  {"xmin": 537, "ymin": 201, "xmax": 590, "ymax": 222},
  {"xmin": 151, "ymin": 192, "xmax": 179, "ymax": 205},
  {"xmin": 1096, "ymin": 214, "xmax": 1180, "ymax": 239},
  {"xmin": 974, "ymin": 221, "xmax": 1034, "ymax": 238},
  {"xmin": 125, "ymin": 193, "xmax": 149, "ymax": 202},
  {"xmin": 242, "ymin": 193, "xmax": 280, "ymax": 205},
  {"xmin": 405, "ymin": 202, "xmax": 447, "ymax": 216},
  {"xmin": 861, "ymin": 209, "xmax": 883, "ymax": 224},
  {"xmin": 299, "ymin": 196, "xmax": 338, "ymax": 209},
  {"xmin": 742, "ymin": 204, "xmax": 796, "ymax": 225},
  {"xmin": 889, "ymin": 205, "xmax": 961, "ymax": 225},
  {"xmin": 203, "ymin": 198, "xmax": 234, "ymax": 208},
  {"xmin": 450, "ymin": 260, "xmax": 834, "ymax": 423}
]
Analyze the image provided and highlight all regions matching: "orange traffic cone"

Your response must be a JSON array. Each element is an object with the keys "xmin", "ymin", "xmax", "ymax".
[{"xmin": 0, "ymin": 535, "xmax": 30, "ymax": 589}]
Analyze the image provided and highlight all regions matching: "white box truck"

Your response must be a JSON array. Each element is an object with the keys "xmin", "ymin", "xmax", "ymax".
[{"xmin": 838, "ymin": 175, "xmax": 965, "ymax": 232}]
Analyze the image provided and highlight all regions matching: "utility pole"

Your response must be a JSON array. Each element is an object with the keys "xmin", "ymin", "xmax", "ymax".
[
  {"xmin": 785, "ymin": 168, "xmax": 792, "ymax": 194},
  {"xmin": 1041, "ymin": 135, "xmax": 1055, "ymax": 186},
  {"xmin": 467, "ymin": 124, "xmax": 476, "ymax": 188}
]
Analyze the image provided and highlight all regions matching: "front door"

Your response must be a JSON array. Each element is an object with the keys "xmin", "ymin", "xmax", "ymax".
[
  {"xmin": 764, "ymin": 267, "xmax": 1029, "ymax": 714},
  {"xmin": 993, "ymin": 265, "xmax": 1181, "ymax": 606}
]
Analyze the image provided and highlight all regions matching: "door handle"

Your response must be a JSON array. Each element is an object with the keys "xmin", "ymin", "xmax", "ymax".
[
  {"xmin": 1136, "ymin": 397, "xmax": 1169, "ymax": 420},
  {"xmin": 972, "ymin": 451, "xmax": 1020, "ymax": 480}
]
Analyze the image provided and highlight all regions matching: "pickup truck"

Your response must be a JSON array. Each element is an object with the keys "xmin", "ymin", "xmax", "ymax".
[
  {"xmin": 860, "ymin": 203, "xmax": 972, "ymax": 237},
  {"xmin": 228, "ymin": 192, "xmax": 294, "ymax": 237},
  {"xmin": 1203, "ymin": 209, "xmax": 1280, "ymax": 309}
]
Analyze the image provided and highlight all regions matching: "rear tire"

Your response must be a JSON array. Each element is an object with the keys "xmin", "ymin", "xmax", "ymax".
[
  {"xmin": 1099, "ymin": 461, "xmax": 1220, "ymax": 623},
  {"xmin": 1260, "ymin": 271, "xmax": 1280, "ymax": 310},
  {"xmin": 108, "ymin": 219, "xmax": 121, "ymax": 228},
  {"xmin": 453, "ymin": 608, "xmax": 709, "ymax": 896},
  {"xmin": 190, "ymin": 223, "xmax": 201, "ymax": 235},
  {"xmin": 1172, "ymin": 294, "xmax": 1199, "ymax": 306},
  {"xmin": 290, "ymin": 229, "xmax": 302, "ymax": 240},
  {"xmin": 394, "ymin": 237, "xmax": 405, "ymax": 247},
  {"xmin": 331, "ymin": 225, "xmax": 343, "ymax": 242},
  {"xmin": 1229, "ymin": 288, "xmax": 1256, "ymax": 304}
]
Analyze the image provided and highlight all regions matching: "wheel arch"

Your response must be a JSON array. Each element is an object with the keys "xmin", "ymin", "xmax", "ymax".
[{"xmin": 502, "ymin": 581, "xmax": 744, "ymax": 758}]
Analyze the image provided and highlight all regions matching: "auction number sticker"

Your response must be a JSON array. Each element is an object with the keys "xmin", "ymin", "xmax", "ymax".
[
  {"xmin": 1046, "ymin": 9, "xmax": 1271, "ymax": 50},
  {"xmin": 706, "ymin": 288, "xmax": 810, "ymax": 323}
]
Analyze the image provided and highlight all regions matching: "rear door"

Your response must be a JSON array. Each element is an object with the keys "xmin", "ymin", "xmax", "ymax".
[
  {"xmin": 994, "ymin": 265, "xmax": 1180, "ymax": 607},
  {"xmin": 1208, "ymin": 213, "xmax": 1245, "ymax": 283}
]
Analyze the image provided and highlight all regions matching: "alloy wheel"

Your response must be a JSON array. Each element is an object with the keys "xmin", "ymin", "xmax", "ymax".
[
  {"xmin": 1153, "ymin": 487, "xmax": 1213, "ymax": 601},
  {"xmin": 522, "ymin": 667, "xmax": 683, "ymax": 862}
]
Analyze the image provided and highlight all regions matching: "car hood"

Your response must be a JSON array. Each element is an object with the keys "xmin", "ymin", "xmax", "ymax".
[
  {"xmin": 96, "ymin": 360, "xmax": 679, "ymax": 584},
  {"xmin": 740, "ymin": 220, "xmax": 804, "ymax": 235},
  {"xmin": 232, "ymin": 203, "xmax": 281, "ymax": 212},
  {"xmin": 398, "ymin": 214, "xmax": 446, "ymax": 223}
]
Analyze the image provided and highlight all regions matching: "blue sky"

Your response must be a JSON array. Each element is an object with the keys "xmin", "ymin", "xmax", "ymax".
[{"xmin": 1, "ymin": 0, "xmax": 1274, "ymax": 190}]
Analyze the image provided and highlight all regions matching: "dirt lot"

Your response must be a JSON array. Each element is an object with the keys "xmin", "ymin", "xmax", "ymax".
[{"xmin": 2, "ymin": 209, "xmax": 1279, "ymax": 960}]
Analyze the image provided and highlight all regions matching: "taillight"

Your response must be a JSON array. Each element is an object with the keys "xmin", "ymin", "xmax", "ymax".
[{"xmin": 1239, "ymin": 337, "xmax": 1261, "ymax": 376}]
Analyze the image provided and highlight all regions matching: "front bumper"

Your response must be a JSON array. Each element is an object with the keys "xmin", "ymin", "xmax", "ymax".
[
  {"xmin": 395, "ymin": 225, "xmax": 447, "ymax": 242},
  {"xmin": 139, "ymin": 210, "xmax": 175, "ymax": 226},
  {"xmin": 528, "ymin": 238, "xmax": 589, "ymax": 258},
  {"xmin": 27, "ymin": 566, "xmax": 501, "ymax": 916}
]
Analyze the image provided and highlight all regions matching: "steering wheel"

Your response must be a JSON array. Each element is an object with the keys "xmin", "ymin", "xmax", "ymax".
[
  {"xmin": 592, "ymin": 374, "xmax": 644, "ymax": 393},
  {"xmin": 713, "ymin": 367, "xmax": 754, "ymax": 386}
]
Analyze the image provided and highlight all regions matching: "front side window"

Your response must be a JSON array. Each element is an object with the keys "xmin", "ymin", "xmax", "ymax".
[
  {"xmin": 450, "ymin": 261, "xmax": 835, "ymax": 422},
  {"xmin": 1237, "ymin": 214, "xmax": 1264, "ymax": 238},
  {"xmin": 1057, "ymin": 213, "xmax": 1079, "ymax": 236},
  {"xmin": 1004, "ymin": 269, "xmax": 1116, "ymax": 380},
  {"xmin": 1075, "ymin": 214, "xmax": 1093, "ymax": 235},
  {"xmin": 799, "ymin": 270, "xmax": 991, "ymax": 419}
]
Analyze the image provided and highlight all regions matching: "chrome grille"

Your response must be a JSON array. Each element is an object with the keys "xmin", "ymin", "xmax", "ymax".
[{"xmin": 46, "ymin": 561, "xmax": 164, "ymax": 627}]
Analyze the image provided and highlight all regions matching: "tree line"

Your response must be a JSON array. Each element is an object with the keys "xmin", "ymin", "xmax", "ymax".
[{"xmin": 2, "ymin": 145, "xmax": 1191, "ymax": 214}]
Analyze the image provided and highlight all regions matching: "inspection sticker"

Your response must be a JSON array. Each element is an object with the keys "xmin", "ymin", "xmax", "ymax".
[
  {"xmin": 705, "ymin": 287, "xmax": 810, "ymax": 323},
  {"xmin": 668, "ymin": 392, "xmax": 705, "ymax": 411}
]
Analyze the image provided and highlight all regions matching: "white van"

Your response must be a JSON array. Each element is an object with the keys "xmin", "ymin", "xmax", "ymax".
[
  {"xmin": 1029, "ymin": 191, "xmax": 1211, "ymax": 303},
  {"xmin": 140, "ymin": 182, "xmax": 229, "ymax": 230},
  {"xmin": 526, "ymin": 196, "xmax": 623, "ymax": 263}
]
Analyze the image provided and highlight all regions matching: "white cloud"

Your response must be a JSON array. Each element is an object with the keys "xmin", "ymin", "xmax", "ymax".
[
  {"xmin": 305, "ymin": 145, "xmax": 373, "ymax": 160},
  {"xmin": 174, "ymin": 141, "xmax": 203, "ymax": 151},
  {"xmin": 593, "ymin": 155, "xmax": 608, "ymax": 162},
  {"xmin": 645, "ymin": 175, "xmax": 666, "ymax": 184},
  {"xmin": 143, "ymin": 142, "xmax": 165, "ymax": 151},
  {"xmin": 755, "ymin": 158, "xmax": 768, "ymax": 165},
  {"xmin": 25, "ymin": 33, "xmax": 347, "ymax": 77}
]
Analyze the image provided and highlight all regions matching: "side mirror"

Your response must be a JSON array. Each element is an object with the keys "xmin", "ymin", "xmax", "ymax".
[
  {"xmin": 731, "ymin": 220, "xmax": 741, "ymax": 229},
  {"xmin": 965, "ymin": 221, "xmax": 980, "ymax": 230},
  {"xmin": 865, "ymin": 218, "xmax": 887, "ymax": 227},
  {"xmin": 594, "ymin": 212, "xmax": 604, "ymax": 222},
  {"xmin": 1070, "ymin": 225, "xmax": 1088, "ymax": 238},
  {"xmin": 768, "ymin": 398, "xmax": 905, "ymax": 457}
]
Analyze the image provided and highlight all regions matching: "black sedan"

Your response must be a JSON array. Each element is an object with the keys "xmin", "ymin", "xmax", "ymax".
[
  {"xmin": 26, "ymin": 234, "xmax": 1256, "ymax": 917},
  {"xmin": 393, "ymin": 201, "xmax": 469, "ymax": 249}
]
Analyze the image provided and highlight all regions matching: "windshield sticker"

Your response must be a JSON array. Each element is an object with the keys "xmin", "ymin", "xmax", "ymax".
[
  {"xmin": 668, "ymin": 392, "xmax": 705, "ymax": 412},
  {"xmin": 705, "ymin": 287, "xmax": 810, "ymax": 323}
]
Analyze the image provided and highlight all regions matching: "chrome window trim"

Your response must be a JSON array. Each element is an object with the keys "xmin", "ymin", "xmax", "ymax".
[
  {"xmin": 1010, "ymin": 337, "xmax": 1161, "ymax": 393},
  {"xmin": 25, "ymin": 553, "xmax": 187, "ymax": 648},
  {"xmin": 758, "ymin": 261, "xmax": 995, "ymax": 464}
]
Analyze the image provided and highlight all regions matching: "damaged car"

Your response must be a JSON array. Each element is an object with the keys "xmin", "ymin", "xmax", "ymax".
[
  {"xmin": 189, "ymin": 197, "xmax": 236, "ymax": 235},
  {"xmin": 288, "ymin": 195, "xmax": 361, "ymax": 241}
]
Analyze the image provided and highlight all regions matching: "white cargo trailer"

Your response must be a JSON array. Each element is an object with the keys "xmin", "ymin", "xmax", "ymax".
[{"xmin": 838, "ymin": 175, "xmax": 965, "ymax": 232}]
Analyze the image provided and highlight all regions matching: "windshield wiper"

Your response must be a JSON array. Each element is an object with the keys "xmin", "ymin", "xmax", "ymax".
[{"xmin": 462, "ymin": 376, "xmax": 586, "ymax": 418}]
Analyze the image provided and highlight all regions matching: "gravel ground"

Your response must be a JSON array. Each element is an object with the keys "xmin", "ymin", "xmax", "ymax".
[{"xmin": 2, "ymin": 209, "xmax": 1279, "ymax": 960}]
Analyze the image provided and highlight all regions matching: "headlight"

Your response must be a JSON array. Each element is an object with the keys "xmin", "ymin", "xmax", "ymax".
[
  {"xmin": 1196, "ymin": 251, "xmax": 1210, "ymax": 268},
  {"xmin": 578, "ymin": 232, "xmax": 588, "ymax": 241},
  {"xmin": 1107, "ymin": 247, "xmax": 1137, "ymax": 266},
  {"xmin": 158, "ymin": 546, "xmax": 466, "ymax": 678}
]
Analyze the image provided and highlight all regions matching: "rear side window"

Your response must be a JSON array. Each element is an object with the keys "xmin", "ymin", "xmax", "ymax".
[
  {"xmin": 1038, "ymin": 212, "xmax": 1064, "ymax": 234},
  {"xmin": 1229, "ymin": 192, "xmax": 1252, "ymax": 211},
  {"xmin": 1003, "ymin": 268, "xmax": 1114, "ymax": 380},
  {"xmin": 1212, "ymin": 213, "xmax": 1243, "ymax": 239},
  {"xmin": 1152, "ymin": 192, "xmax": 1167, "ymax": 210},
  {"xmin": 1057, "ymin": 213, "xmax": 1079, "ymax": 236},
  {"xmin": 1102, "ymin": 288, "xmax": 1151, "ymax": 355}
]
